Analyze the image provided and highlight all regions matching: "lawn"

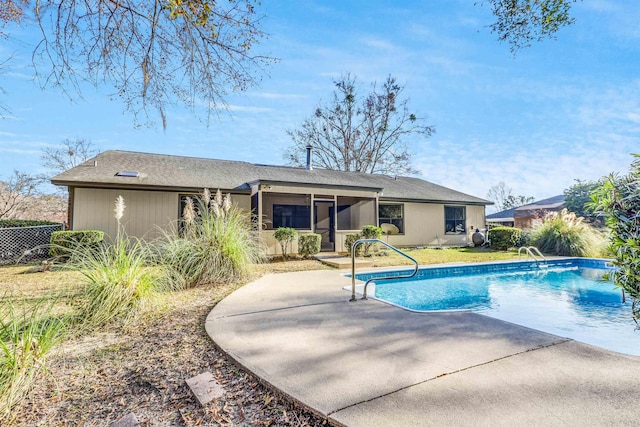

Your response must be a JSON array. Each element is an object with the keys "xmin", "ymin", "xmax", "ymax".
[
  {"xmin": 362, "ymin": 246, "xmax": 520, "ymax": 267},
  {"xmin": 1, "ymin": 248, "xmax": 516, "ymax": 425}
]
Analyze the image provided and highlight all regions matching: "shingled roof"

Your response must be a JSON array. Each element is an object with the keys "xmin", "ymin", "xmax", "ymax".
[{"xmin": 51, "ymin": 150, "xmax": 491, "ymax": 205}]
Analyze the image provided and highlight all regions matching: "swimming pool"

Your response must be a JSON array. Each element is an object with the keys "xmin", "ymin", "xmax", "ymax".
[{"xmin": 354, "ymin": 258, "xmax": 640, "ymax": 356}]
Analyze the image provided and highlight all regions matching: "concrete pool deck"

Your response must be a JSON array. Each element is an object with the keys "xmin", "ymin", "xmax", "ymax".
[{"xmin": 206, "ymin": 268, "xmax": 640, "ymax": 426}]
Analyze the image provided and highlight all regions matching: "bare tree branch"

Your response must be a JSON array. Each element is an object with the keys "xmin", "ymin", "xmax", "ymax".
[
  {"xmin": 3, "ymin": 0, "xmax": 274, "ymax": 127},
  {"xmin": 40, "ymin": 137, "xmax": 100, "ymax": 175},
  {"xmin": 0, "ymin": 170, "xmax": 46, "ymax": 219},
  {"xmin": 285, "ymin": 74, "xmax": 434, "ymax": 176}
]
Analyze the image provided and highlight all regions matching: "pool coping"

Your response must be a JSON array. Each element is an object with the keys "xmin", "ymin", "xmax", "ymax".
[{"xmin": 206, "ymin": 264, "xmax": 640, "ymax": 426}]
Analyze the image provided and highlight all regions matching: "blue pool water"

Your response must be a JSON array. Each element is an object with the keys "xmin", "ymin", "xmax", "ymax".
[{"xmin": 356, "ymin": 259, "xmax": 640, "ymax": 356}]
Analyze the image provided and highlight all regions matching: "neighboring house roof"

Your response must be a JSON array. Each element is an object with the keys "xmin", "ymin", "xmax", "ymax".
[
  {"xmin": 513, "ymin": 194, "xmax": 565, "ymax": 218},
  {"xmin": 51, "ymin": 150, "xmax": 492, "ymax": 205},
  {"xmin": 487, "ymin": 195, "xmax": 565, "ymax": 221},
  {"xmin": 486, "ymin": 207, "xmax": 516, "ymax": 222}
]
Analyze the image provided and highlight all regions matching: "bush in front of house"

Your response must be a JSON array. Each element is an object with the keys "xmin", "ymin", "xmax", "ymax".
[
  {"xmin": 361, "ymin": 225, "xmax": 383, "ymax": 256},
  {"xmin": 298, "ymin": 233, "xmax": 321, "ymax": 258},
  {"xmin": 159, "ymin": 190, "xmax": 266, "ymax": 288},
  {"xmin": 489, "ymin": 226, "xmax": 522, "ymax": 250},
  {"xmin": 273, "ymin": 227, "xmax": 298, "ymax": 259},
  {"xmin": 49, "ymin": 230, "xmax": 105, "ymax": 258},
  {"xmin": 344, "ymin": 233, "xmax": 361, "ymax": 257}
]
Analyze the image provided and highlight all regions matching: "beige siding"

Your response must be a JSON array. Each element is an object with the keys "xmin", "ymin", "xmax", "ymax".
[
  {"xmin": 262, "ymin": 229, "xmax": 316, "ymax": 256},
  {"xmin": 234, "ymin": 194, "xmax": 251, "ymax": 212},
  {"xmin": 73, "ymin": 188, "xmax": 178, "ymax": 240},
  {"xmin": 381, "ymin": 202, "xmax": 486, "ymax": 248}
]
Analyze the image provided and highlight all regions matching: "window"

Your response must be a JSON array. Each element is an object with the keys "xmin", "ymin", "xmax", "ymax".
[
  {"xmin": 379, "ymin": 204, "xmax": 404, "ymax": 233},
  {"xmin": 273, "ymin": 204, "xmax": 310, "ymax": 229},
  {"xmin": 262, "ymin": 192, "xmax": 311, "ymax": 230},
  {"xmin": 445, "ymin": 206, "xmax": 466, "ymax": 234}
]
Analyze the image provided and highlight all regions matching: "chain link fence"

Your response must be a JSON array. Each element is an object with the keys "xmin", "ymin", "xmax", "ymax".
[{"xmin": 0, "ymin": 223, "xmax": 65, "ymax": 264}]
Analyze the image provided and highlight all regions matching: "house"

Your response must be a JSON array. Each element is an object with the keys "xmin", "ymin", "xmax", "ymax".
[
  {"xmin": 487, "ymin": 195, "xmax": 565, "ymax": 230},
  {"xmin": 51, "ymin": 150, "xmax": 492, "ymax": 255}
]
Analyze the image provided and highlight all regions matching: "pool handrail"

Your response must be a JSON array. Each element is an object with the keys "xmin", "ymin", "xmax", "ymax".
[
  {"xmin": 350, "ymin": 239, "xmax": 419, "ymax": 301},
  {"xmin": 518, "ymin": 246, "xmax": 547, "ymax": 266}
]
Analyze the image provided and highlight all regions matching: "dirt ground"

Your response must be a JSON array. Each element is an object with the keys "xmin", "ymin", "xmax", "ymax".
[{"xmin": 5, "ymin": 259, "xmax": 332, "ymax": 426}]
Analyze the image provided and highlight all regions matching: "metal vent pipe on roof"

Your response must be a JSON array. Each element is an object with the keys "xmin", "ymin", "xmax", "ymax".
[{"xmin": 306, "ymin": 144, "xmax": 313, "ymax": 170}]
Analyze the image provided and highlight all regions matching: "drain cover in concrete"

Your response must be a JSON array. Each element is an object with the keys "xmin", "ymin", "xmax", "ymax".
[{"xmin": 186, "ymin": 371, "xmax": 224, "ymax": 406}]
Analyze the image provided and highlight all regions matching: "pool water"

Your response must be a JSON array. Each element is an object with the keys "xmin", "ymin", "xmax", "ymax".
[{"xmin": 371, "ymin": 266, "xmax": 640, "ymax": 356}]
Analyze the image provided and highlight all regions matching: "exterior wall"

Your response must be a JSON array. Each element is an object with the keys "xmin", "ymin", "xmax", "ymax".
[
  {"xmin": 72, "ymin": 188, "xmax": 179, "ymax": 240},
  {"xmin": 379, "ymin": 202, "xmax": 485, "ymax": 248},
  {"xmin": 262, "ymin": 229, "xmax": 316, "ymax": 256},
  {"xmin": 73, "ymin": 188, "xmax": 252, "ymax": 241}
]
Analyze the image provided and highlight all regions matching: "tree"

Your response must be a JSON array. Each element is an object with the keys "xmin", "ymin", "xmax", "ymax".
[
  {"xmin": 486, "ymin": 181, "xmax": 534, "ymax": 212},
  {"xmin": 563, "ymin": 179, "xmax": 600, "ymax": 220},
  {"xmin": 1, "ymin": 1, "xmax": 273, "ymax": 127},
  {"xmin": 41, "ymin": 138, "xmax": 100, "ymax": 175},
  {"xmin": 0, "ymin": 170, "xmax": 45, "ymax": 219},
  {"xmin": 479, "ymin": 0, "xmax": 578, "ymax": 52},
  {"xmin": 589, "ymin": 154, "xmax": 640, "ymax": 322},
  {"xmin": 285, "ymin": 74, "xmax": 434, "ymax": 176}
]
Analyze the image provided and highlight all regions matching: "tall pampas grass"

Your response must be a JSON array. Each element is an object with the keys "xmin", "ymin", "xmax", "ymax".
[
  {"xmin": 158, "ymin": 189, "xmax": 265, "ymax": 289},
  {"xmin": 65, "ymin": 196, "xmax": 160, "ymax": 327},
  {"xmin": 532, "ymin": 209, "xmax": 607, "ymax": 257}
]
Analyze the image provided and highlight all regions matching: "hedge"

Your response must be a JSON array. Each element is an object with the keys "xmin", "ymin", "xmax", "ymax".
[
  {"xmin": 0, "ymin": 220, "xmax": 59, "ymax": 228},
  {"xmin": 49, "ymin": 230, "xmax": 105, "ymax": 258},
  {"xmin": 489, "ymin": 226, "xmax": 522, "ymax": 250},
  {"xmin": 298, "ymin": 233, "xmax": 321, "ymax": 258}
]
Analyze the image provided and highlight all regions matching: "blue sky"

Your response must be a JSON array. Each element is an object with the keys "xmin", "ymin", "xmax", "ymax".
[{"xmin": 1, "ymin": 1, "xmax": 639, "ymax": 212}]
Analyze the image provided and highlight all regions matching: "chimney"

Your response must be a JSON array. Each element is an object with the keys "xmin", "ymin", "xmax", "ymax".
[{"xmin": 305, "ymin": 144, "xmax": 313, "ymax": 170}]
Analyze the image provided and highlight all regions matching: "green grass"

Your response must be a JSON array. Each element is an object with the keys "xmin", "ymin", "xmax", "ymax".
[
  {"xmin": 359, "ymin": 247, "xmax": 520, "ymax": 267},
  {"xmin": 0, "ymin": 298, "xmax": 66, "ymax": 422}
]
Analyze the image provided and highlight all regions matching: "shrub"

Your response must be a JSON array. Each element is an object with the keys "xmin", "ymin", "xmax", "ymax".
[
  {"xmin": 298, "ymin": 233, "xmax": 321, "ymax": 258},
  {"xmin": 158, "ymin": 190, "xmax": 265, "ymax": 288},
  {"xmin": 589, "ymin": 157, "xmax": 640, "ymax": 321},
  {"xmin": 344, "ymin": 233, "xmax": 361, "ymax": 257},
  {"xmin": 274, "ymin": 227, "xmax": 298, "ymax": 259},
  {"xmin": 489, "ymin": 226, "xmax": 522, "ymax": 250},
  {"xmin": 532, "ymin": 209, "xmax": 606, "ymax": 257},
  {"xmin": 361, "ymin": 225, "xmax": 383, "ymax": 240},
  {"xmin": 0, "ymin": 220, "xmax": 59, "ymax": 228},
  {"xmin": 361, "ymin": 225, "xmax": 383, "ymax": 256},
  {"xmin": 49, "ymin": 230, "xmax": 104, "ymax": 258}
]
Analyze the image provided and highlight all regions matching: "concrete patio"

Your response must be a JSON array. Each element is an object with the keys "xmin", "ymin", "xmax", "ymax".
[{"xmin": 205, "ymin": 269, "xmax": 640, "ymax": 426}]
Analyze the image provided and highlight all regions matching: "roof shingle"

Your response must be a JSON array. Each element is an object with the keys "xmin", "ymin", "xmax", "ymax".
[{"xmin": 51, "ymin": 150, "xmax": 491, "ymax": 205}]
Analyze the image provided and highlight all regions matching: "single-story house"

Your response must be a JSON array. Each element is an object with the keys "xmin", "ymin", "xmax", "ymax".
[
  {"xmin": 487, "ymin": 195, "xmax": 565, "ymax": 230},
  {"xmin": 51, "ymin": 150, "xmax": 492, "ymax": 255}
]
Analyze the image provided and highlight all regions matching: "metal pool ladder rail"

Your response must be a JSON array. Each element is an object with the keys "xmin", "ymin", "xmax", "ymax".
[
  {"xmin": 350, "ymin": 239, "xmax": 419, "ymax": 301},
  {"xmin": 518, "ymin": 246, "xmax": 547, "ymax": 266}
]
